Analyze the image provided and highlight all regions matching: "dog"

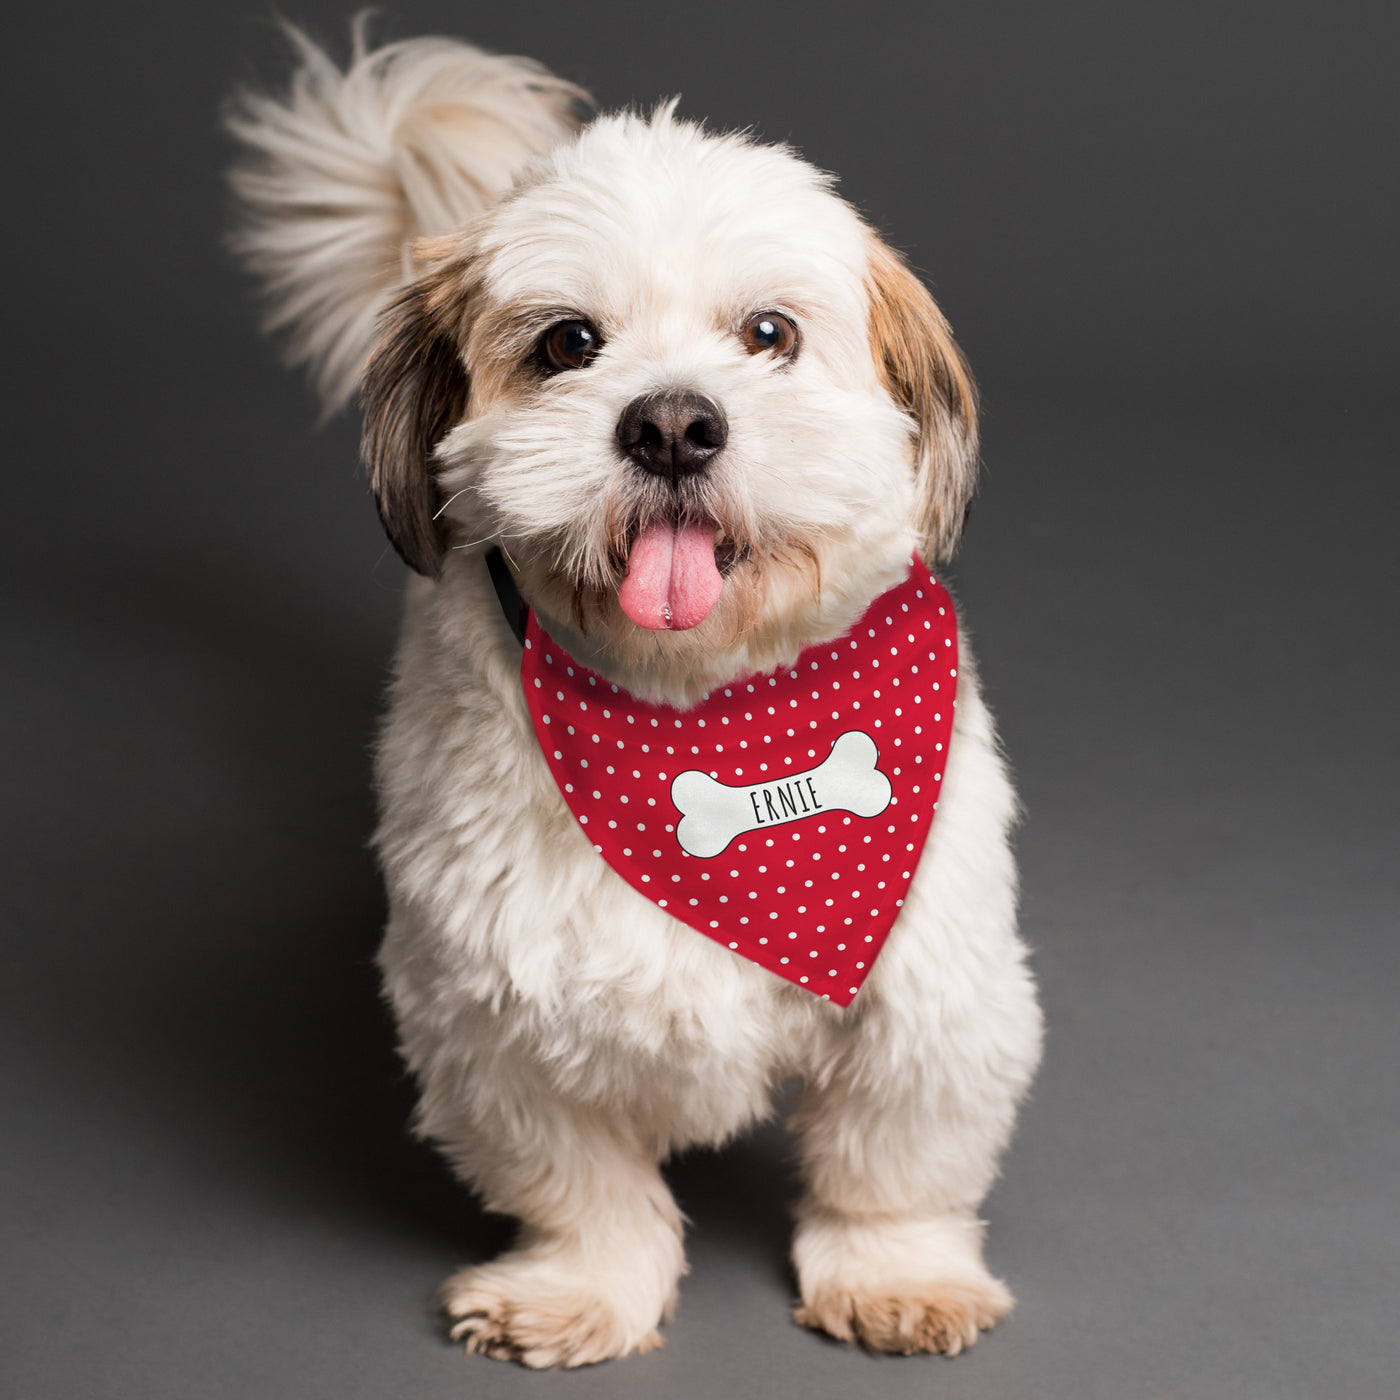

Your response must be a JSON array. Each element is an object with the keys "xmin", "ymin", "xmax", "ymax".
[{"xmin": 227, "ymin": 23, "xmax": 1042, "ymax": 1368}]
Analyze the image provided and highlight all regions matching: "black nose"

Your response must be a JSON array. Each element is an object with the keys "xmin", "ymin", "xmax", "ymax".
[{"xmin": 616, "ymin": 391, "xmax": 728, "ymax": 483}]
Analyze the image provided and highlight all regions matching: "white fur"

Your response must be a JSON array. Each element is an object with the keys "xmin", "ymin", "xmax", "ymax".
[{"xmin": 229, "ymin": 27, "xmax": 1042, "ymax": 1367}]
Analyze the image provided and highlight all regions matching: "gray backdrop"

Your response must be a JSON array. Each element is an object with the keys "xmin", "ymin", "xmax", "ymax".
[{"xmin": 4, "ymin": 3, "xmax": 1397, "ymax": 1398}]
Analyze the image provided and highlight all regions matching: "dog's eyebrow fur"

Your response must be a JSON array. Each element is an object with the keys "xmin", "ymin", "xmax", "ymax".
[{"xmin": 472, "ymin": 302, "xmax": 599, "ymax": 367}]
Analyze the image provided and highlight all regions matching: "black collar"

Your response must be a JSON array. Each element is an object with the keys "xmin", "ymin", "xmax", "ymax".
[{"xmin": 485, "ymin": 546, "xmax": 528, "ymax": 646}]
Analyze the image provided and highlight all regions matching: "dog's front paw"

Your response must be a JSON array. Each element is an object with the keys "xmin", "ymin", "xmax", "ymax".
[
  {"xmin": 440, "ymin": 1257, "xmax": 667, "ymax": 1368},
  {"xmin": 793, "ymin": 1275, "xmax": 1011, "ymax": 1356},
  {"xmin": 791, "ymin": 1209, "xmax": 1013, "ymax": 1356}
]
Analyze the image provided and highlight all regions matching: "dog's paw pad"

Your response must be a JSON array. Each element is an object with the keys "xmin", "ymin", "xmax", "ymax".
[{"xmin": 794, "ymin": 1276, "xmax": 1012, "ymax": 1356}]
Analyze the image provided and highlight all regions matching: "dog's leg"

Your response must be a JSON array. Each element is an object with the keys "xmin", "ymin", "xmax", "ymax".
[
  {"xmin": 788, "ymin": 962, "xmax": 1040, "ymax": 1356},
  {"xmin": 435, "ymin": 1092, "xmax": 684, "ymax": 1368}
]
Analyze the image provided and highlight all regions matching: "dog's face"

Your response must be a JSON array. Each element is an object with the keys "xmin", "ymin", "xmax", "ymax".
[{"xmin": 362, "ymin": 109, "xmax": 977, "ymax": 699}]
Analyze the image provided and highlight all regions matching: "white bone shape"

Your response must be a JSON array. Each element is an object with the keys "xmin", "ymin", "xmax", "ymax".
[{"xmin": 671, "ymin": 730, "xmax": 892, "ymax": 859}]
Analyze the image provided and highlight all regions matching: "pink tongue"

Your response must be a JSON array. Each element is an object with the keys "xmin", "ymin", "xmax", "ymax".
[{"xmin": 618, "ymin": 520, "xmax": 723, "ymax": 631}]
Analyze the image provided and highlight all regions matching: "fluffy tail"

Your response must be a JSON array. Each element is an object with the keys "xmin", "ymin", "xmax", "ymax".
[{"xmin": 226, "ymin": 20, "xmax": 587, "ymax": 412}]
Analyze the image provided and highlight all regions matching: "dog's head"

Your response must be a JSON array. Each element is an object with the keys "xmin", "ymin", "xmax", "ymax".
[{"xmin": 362, "ymin": 108, "xmax": 977, "ymax": 699}]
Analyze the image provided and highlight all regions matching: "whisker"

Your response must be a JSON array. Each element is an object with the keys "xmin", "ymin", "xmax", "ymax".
[
  {"xmin": 433, "ymin": 487, "xmax": 472, "ymax": 520},
  {"xmin": 450, "ymin": 530, "xmax": 524, "ymax": 553}
]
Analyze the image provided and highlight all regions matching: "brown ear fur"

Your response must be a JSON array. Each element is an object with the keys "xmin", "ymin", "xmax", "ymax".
[
  {"xmin": 866, "ymin": 236, "xmax": 980, "ymax": 565},
  {"xmin": 359, "ymin": 250, "xmax": 474, "ymax": 578}
]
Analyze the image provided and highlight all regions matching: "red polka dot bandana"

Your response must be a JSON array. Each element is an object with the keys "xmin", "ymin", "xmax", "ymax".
[{"xmin": 522, "ymin": 556, "xmax": 958, "ymax": 1005}]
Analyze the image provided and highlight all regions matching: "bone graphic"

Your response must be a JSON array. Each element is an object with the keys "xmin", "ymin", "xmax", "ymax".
[{"xmin": 671, "ymin": 730, "xmax": 893, "ymax": 859}]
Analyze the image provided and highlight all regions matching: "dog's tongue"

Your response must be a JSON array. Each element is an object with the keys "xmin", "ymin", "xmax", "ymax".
[{"xmin": 618, "ymin": 520, "xmax": 723, "ymax": 631}]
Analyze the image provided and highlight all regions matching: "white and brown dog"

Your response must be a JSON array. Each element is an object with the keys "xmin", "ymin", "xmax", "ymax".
[{"xmin": 228, "ymin": 24, "xmax": 1042, "ymax": 1368}]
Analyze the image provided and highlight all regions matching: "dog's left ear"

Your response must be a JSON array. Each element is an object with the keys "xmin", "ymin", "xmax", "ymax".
[
  {"xmin": 359, "ymin": 241, "xmax": 475, "ymax": 578},
  {"xmin": 865, "ymin": 236, "xmax": 979, "ymax": 565}
]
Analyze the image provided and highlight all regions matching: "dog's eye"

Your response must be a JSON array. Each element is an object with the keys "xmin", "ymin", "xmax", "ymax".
[
  {"xmin": 540, "ymin": 319, "xmax": 602, "ymax": 372},
  {"xmin": 741, "ymin": 311, "xmax": 798, "ymax": 360}
]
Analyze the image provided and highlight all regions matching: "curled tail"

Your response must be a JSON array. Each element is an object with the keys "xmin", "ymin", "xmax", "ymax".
[{"xmin": 226, "ymin": 21, "xmax": 587, "ymax": 412}]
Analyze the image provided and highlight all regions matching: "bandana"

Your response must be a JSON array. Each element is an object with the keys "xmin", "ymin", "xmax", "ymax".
[{"xmin": 521, "ymin": 556, "xmax": 957, "ymax": 1005}]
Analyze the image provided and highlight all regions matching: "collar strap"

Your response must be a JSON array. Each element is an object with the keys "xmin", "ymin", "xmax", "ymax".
[{"xmin": 485, "ymin": 546, "xmax": 528, "ymax": 646}]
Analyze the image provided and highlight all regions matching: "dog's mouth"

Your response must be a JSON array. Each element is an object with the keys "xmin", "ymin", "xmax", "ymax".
[{"xmin": 617, "ymin": 515, "xmax": 729, "ymax": 632}]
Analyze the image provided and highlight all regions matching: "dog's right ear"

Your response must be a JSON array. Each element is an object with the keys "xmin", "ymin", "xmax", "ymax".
[{"xmin": 359, "ymin": 244, "xmax": 475, "ymax": 578}]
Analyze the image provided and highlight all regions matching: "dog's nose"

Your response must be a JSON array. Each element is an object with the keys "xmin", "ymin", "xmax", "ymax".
[{"xmin": 616, "ymin": 391, "xmax": 728, "ymax": 482}]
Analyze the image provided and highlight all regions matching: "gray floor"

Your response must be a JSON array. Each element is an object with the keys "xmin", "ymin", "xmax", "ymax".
[{"xmin": 5, "ymin": 389, "xmax": 1397, "ymax": 1400}]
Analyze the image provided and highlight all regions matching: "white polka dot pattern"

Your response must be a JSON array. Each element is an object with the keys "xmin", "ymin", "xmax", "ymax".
[{"xmin": 521, "ymin": 555, "xmax": 957, "ymax": 1006}]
